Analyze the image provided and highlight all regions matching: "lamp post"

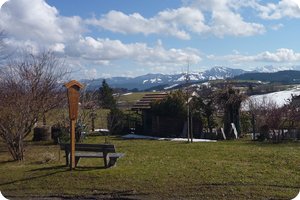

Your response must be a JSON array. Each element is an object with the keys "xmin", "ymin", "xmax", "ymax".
[{"xmin": 64, "ymin": 80, "xmax": 83, "ymax": 170}]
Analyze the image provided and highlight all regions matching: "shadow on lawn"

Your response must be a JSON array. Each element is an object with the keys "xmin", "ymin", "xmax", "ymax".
[
  {"xmin": 0, "ymin": 165, "xmax": 68, "ymax": 186},
  {"xmin": 74, "ymin": 166, "xmax": 107, "ymax": 171},
  {"xmin": 29, "ymin": 165, "xmax": 108, "ymax": 172},
  {"xmin": 0, "ymin": 164, "xmax": 111, "ymax": 187},
  {"xmin": 243, "ymin": 140, "xmax": 300, "ymax": 147},
  {"xmin": 0, "ymin": 160, "xmax": 15, "ymax": 164},
  {"xmin": 195, "ymin": 182, "xmax": 299, "ymax": 189},
  {"xmin": 90, "ymin": 189, "xmax": 149, "ymax": 200},
  {"xmin": 8, "ymin": 190, "xmax": 149, "ymax": 200}
]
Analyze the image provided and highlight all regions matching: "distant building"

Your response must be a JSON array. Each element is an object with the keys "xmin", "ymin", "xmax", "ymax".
[{"xmin": 131, "ymin": 92, "xmax": 202, "ymax": 138}]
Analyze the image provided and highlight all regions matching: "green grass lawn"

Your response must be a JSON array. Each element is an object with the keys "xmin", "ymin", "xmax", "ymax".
[{"xmin": 0, "ymin": 136, "xmax": 299, "ymax": 199}]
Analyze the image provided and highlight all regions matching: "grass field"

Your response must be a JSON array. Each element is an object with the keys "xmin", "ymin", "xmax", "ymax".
[
  {"xmin": 118, "ymin": 92, "xmax": 151, "ymax": 103},
  {"xmin": 0, "ymin": 136, "xmax": 299, "ymax": 199},
  {"xmin": 45, "ymin": 108, "xmax": 110, "ymax": 130}
]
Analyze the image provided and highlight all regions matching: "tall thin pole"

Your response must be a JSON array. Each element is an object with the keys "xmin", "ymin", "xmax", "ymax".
[
  {"xmin": 70, "ymin": 119, "xmax": 76, "ymax": 170},
  {"xmin": 187, "ymin": 101, "xmax": 190, "ymax": 143},
  {"xmin": 191, "ymin": 114, "xmax": 193, "ymax": 143},
  {"xmin": 186, "ymin": 60, "xmax": 190, "ymax": 143}
]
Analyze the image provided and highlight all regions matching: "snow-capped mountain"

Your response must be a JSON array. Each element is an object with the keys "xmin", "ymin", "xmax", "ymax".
[
  {"xmin": 201, "ymin": 67, "xmax": 246, "ymax": 80},
  {"xmin": 84, "ymin": 66, "xmax": 247, "ymax": 90},
  {"xmin": 83, "ymin": 66, "xmax": 300, "ymax": 91},
  {"xmin": 254, "ymin": 65, "xmax": 299, "ymax": 73}
]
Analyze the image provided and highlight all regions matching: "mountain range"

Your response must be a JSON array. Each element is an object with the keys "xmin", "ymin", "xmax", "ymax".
[
  {"xmin": 233, "ymin": 70, "xmax": 300, "ymax": 84},
  {"xmin": 83, "ymin": 65, "xmax": 300, "ymax": 91}
]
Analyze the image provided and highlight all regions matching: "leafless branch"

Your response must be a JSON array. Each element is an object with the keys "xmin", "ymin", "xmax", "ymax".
[{"xmin": 0, "ymin": 50, "xmax": 69, "ymax": 160}]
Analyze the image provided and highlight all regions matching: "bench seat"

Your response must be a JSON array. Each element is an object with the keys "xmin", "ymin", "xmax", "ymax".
[{"xmin": 60, "ymin": 144, "xmax": 124, "ymax": 168}]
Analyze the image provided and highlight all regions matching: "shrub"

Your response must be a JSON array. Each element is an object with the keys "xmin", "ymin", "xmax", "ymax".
[
  {"xmin": 51, "ymin": 123, "xmax": 69, "ymax": 144},
  {"xmin": 33, "ymin": 126, "xmax": 51, "ymax": 141},
  {"xmin": 151, "ymin": 90, "xmax": 186, "ymax": 119},
  {"xmin": 258, "ymin": 125, "xmax": 270, "ymax": 141},
  {"xmin": 107, "ymin": 108, "xmax": 129, "ymax": 135}
]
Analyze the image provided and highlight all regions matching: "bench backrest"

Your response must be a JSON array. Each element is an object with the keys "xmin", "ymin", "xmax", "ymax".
[{"xmin": 60, "ymin": 143, "xmax": 116, "ymax": 153}]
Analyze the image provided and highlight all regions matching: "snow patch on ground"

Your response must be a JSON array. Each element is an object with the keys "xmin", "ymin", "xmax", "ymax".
[
  {"xmin": 176, "ymin": 75, "xmax": 186, "ymax": 82},
  {"xmin": 122, "ymin": 92, "xmax": 132, "ymax": 96},
  {"xmin": 243, "ymin": 87, "xmax": 300, "ymax": 109},
  {"xmin": 164, "ymin": 84, "xmax": 179, "ymax": 90},
  {"xmin": 94, "ymin": 129, "xmax": 109, "ymax": 132},
  {"xmin": 122, "ymin": 134, "xmax": 217, "ymax": 142},
  {"xmin": 150, "ymin": 78, "xmax": 162, "ymax": 83},
  {"xmin": 189, "ymin": 75, "xmax": 199, "ymax": 81}
]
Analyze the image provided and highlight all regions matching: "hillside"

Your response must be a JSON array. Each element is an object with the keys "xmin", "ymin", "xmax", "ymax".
[
  {"xmin": 83, "ymin": 67, "xmax": 300, "ymax": 91},
  {"xmin": 83, "ymin": 66, "xmax": 247, "ymax": 90},
  {"xmin": 233, "ymin": 70, "xmax": 300, "ymax": 84}
]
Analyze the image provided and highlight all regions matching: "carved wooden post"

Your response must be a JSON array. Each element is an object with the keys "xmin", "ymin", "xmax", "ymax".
[{"xmin": 64, "ymin": 80, "xmax": 83, "ymax": 170}]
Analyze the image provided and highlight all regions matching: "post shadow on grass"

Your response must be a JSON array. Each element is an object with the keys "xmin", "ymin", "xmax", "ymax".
[
  {"xmin": 30, "ymin": 164, "xmax": 107, "ymax": 171},
  {"xmin": 0, "ymin": 149, "xmax": 8, "ymax": 153},
  {"xmin": 70, "ymin": 166, "xmax": 107, "ymax": 171},
  {"xmin": 0, "ymin": 165, "xmax": 68, "ymax": 186},
  {"xmin": 0, "ymin": 164, "xmax": 107, "ymax": 187},
  {"xmin": 0, "ymin": 160, "xmax": 15, "ymax": 164},
  {"xmin": 94, "ymin": 190, "xmax": 149, "ymax": 200}
]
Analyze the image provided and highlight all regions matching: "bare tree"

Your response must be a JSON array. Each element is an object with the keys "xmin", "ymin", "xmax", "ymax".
[
  {"xmin": 75, "ymin": 88, "xmax": 99, "ymax": 142},
  {"xmin": 284, "ymin": 95, "xmax": 300, "ymax": 130},
  {"xmin": 247, "ymin": 96, "xmax": 288, "ymax": 141},
  {"xmin": 247, "ymin": 98, "xmax": 263, "ymax": 140},
  {"xmin": 0, "ymin": 51, "xmax": 68, "ymax": 161},
  {"xmin": 0, "ymin": 30, "xmax": 7, "ymax": 65}
]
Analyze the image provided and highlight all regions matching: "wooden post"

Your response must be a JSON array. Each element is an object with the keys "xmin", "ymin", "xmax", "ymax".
[
  {"xmin": 191, "ymin": 114, "xmax": 193, "ymax": 143},
  {"xmin": 64, "ymin": 80, "xmax": 83, "ymax": 170},
  {"xmin": 187, "ymin": 103, "xmax": 190, "ymax": 143}
]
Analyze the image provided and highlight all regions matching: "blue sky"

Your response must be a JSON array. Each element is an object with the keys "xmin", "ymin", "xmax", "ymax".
[{"xmin": 1, "ymin": 0, "xmax": 300, "ymax": 78}]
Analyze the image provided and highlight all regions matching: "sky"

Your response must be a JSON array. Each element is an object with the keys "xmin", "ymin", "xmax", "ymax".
[{"xmin": 0, "ymin": 0, "xmax": 300, "ymax": 79}]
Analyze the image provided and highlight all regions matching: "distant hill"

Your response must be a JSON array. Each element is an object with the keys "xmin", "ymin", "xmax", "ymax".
[
  {"xmin": 82, "ymin": 66, "xmax": 300, "ymax": 91},
  {"xmin": 233, "ymin": 70, "xmax": 300, "ymax": 84},
  {"xmin": 83, "ymin": 66, "xmax": 247, "ymax": 90}
]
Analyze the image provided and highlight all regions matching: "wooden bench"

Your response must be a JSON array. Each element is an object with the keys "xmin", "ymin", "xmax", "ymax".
[{"xmin": 60, "ymin": 143, "xmax": 124, "ymax": 168}]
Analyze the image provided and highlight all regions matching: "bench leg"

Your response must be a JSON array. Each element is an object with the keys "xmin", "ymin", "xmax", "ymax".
[
  {"xmin": 75, "ymin": 157, "xmax": 80, "ymax": 167},
  {"xmin": 66, "ymin": 152, "xmax": 70, "ymax": 167},
  {"xmin": 108, "ymin": 157, "xmax": 118, "ymax": 168},
  {"xmin": 104, "ymin": 155, "xmax": 109, "ymax": 168}
]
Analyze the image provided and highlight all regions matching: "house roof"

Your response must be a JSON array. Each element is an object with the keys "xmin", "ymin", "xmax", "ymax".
[{"xmin": 131, "ymin": 93, "xmax": 168, "ymax": 110}]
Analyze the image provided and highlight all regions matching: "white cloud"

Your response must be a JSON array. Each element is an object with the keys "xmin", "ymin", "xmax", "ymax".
[
  {"xmin": 67, "ymin": 36, "xmax": 201, "ymax": 68},
  {"xmin": 188, "ymin": 0, "xmax": 265, "ymax": 37},
  {"xmin": 270, "ymin": 23, "xmax": 284, "ymax": 30},
  {"xmin": 0, "ymin": 0, "xmax": 205, "ymax": 78},
  {"xmin": 49, "ymin": 43, "xmax": 65, "ymax": 53},
  {"xmin": 86, "ymin": 1, "xmax": 267, "ymax": 39},
  {"xmin": 86, "ymin": 7, "xmax": 209, "ymax": 40},
  {"xmin": 223, "ymin": 48, "xmax": 300, "ymax": 63},
  {"xmin": 0, "ymin": 0, "xmax": 84, "ymax": 48},
  {"xmin": 186, "ymin": 0, "xmax": 300, "ymax": 20},
  {"xmin": 3, "ymin": 0, "xmax": 298, "ymax": 79},
  {"xmin": 256, "ymin": 0, "xmax": 300, "ymax": 19},
  {"xmin": 84, "ymin": 68, "xmax": 98, "ymax": 79},
  {"xmin": 211, "ymin": 9, "xmax": 265, "ymax": 37}
]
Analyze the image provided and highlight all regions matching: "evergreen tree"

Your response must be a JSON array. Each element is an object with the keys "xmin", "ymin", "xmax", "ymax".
[
  {"xmin": 151, "ymin": 90, "xmax": 186, "ymax": 118},
  {"xmin": 215, "ymin": 87, "xmax": 246, "ymax": 139},
  {"xmin": 191, "ymin": 96, "xmax": 216, "ymax": 135},
  {"xmin": 98, "ymin": 79, "xmax": 116, "ymax": 109}
]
